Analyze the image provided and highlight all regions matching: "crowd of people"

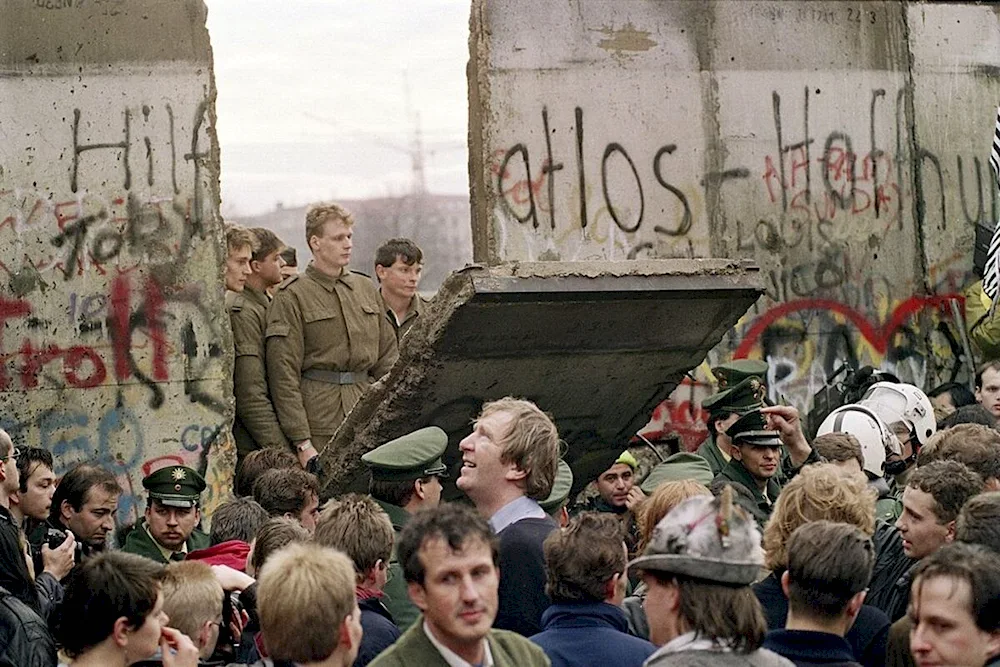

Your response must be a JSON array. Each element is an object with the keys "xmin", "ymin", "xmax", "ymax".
[{"xmin": 4, "ymin": 202, "xmax": 1000, "ymax": 666}]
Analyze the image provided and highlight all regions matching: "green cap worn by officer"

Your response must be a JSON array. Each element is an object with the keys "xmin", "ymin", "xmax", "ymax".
[
  {"xmin": 696, "ymin": 373, "xmax": 768, "ymax": 477},
  {"xmin": 540, "ymin": 460, "xmax": 574, "ymax": 525},
  {"xmin": 362, "ymin": 426, "xmax": 448, "ymax": 632},
  {"xmin": 122, "ymin": 465, "xmax": 210, "ymax": 564},
  {"xmin": 712, "ymin": 359, "xmax": 769, "ymax": 390}
]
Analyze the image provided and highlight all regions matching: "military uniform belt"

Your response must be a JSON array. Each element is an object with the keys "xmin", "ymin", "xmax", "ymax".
[{"xmin": 302, "ymin": 369, "xmax": 369, "ymax": 385}]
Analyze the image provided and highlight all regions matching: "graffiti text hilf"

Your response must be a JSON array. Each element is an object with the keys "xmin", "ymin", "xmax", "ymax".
[
  {"xmin": 0, "ymin": 100, "xmax": 212, "ymax": 282},
  {"xmin": 0, "ymin": 274, "xmax": 168, "ymax": 391}
]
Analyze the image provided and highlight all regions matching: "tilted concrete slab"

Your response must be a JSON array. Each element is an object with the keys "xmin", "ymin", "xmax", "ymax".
[{"xmin": 319, "ymin": 259, "xmax": 762, "ymax": 497}]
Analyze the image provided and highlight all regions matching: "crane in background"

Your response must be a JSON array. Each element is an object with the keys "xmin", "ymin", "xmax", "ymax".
[{"xmin": 302, "ymin": 72, "xmax": 463, "ymax": 197}]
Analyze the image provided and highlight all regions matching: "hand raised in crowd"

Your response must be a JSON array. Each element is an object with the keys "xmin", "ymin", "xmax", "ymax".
[
  {"xmin": 159, "ymin": 626, "xmax": 200, "ymax": 667},
  {"xmin": 760, "ymin": 404, "xmax": 812, "ymax": 465},
  {"xmin": 41, "ymin": 531, "xmax": 75, "ymax": 581},
  {"xmin": 625, "ymin": 486, "xmax": 646, "ymax": 511}
]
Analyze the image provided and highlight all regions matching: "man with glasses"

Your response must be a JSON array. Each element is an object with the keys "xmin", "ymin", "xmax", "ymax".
[
  {"xmin": 362, "ymin": 426, "xmax": 449, "ymax": 631},
  {"xmin": 0, "ymin": 430, "xmax": 39, "ymax": 612}
]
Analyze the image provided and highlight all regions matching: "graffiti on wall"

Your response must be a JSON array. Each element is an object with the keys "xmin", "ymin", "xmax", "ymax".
[
  {"xmin": 0, "ymin": 92, "xmax": 232, "ymax": 525},
  {"xmin": 490, "ymin": 82, "xmax": 992, "ymax": 446}
]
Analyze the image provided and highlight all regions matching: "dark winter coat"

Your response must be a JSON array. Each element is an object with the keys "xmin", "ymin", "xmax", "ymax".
[{"xmin": 530, "ymin": 601, "xmax": 656, "ymax": 667}]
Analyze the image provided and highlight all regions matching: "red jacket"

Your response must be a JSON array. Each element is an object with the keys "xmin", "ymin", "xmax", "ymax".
[{"xmin": 185, "ymin": 540, "xmax": 250, "ymax": 571}]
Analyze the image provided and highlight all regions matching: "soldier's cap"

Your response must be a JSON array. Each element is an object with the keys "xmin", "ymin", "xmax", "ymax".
[
  {"xmin": 362, "ymin": 426, "xmax": 449, "ymax": 483},
  {"xmin": 143, "ymin": 465, "xmax": 206, "ymax": 509},
  {"xmin": 725, "ymin": 409, "xmax": 782, "ymax": 448},
  {"xmin": 540, "ymin": 460, "xmax": 573, "ymax": 512},
  {"xmin": 629, "ymin": 485, "xmax": 763, "ymax": 585},
  {"xmin": 615, "ymin": 450, "xmax": 638, "ymax": 471},
  {"xmin": 701, "ymin": 376, "xmax": 767, "ymax": 417},
  {"xmin": 712, "ymin": 359, "xmax": 769, "ymax": 390},
  {"xmin": 640, "ymin": 452, "xmax": 714, "ymax": 494}
]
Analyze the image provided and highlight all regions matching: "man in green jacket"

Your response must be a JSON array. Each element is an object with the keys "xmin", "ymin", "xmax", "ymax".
[
  {"xmin": 362, "ymin": 426, "xmax": 449, "ymax": 632},
  {"xmin": 122, "ymin": 465, "xmax": 209, "ymax": 564},
  {"xmin": 696, "ymin": 361, "xmax": 769, "ymax": 476},
  {"xmin": 369, "ymin": 503, "xmax": 550, "ymax": 667},
  {"xmin": 714, "ymin": 405, "xmax": 818, "ymax": 528}
]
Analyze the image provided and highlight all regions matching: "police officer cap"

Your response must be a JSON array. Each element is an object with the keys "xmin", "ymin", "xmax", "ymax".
[
  {"xmin": 540, "ymin": 460, "xmax": 573, "ymax": 512},
  {"xmin": 640, "ymin": 452, "xmax": 714, "ymax": 494},
  {"xmin": 362, "ymin": 426, "xmax": 449, "ymax": 483},
  {"xmin": 701, "ymin": 376, "xmax": 767, "ymax": 416},
  {"xmin": 143, "ymin": 465, "xmax": 206, "ymax": 509},
  {"xmin": 725, "ymin": 409, "xmax": 782, "ymax": 448},
  {"xmin": 712, "ymin": 359, "xmax": 769, "ymax": 390},
  {"xmin": 629, "ymin": 485, "xmax": 763, "ymax": 585}
]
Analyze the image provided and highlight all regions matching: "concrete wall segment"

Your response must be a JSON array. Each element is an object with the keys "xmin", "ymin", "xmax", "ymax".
[
  {"xmin": 0, "ymin": 0, "xmax": 233, "ymax": 528},
  {"xmin": 471, "ymin": 0, "xmax": 1000, "ymax": 445},
  {"xmin": 0, "ymin": 0, "xmax": 211, "ymax": 68}
]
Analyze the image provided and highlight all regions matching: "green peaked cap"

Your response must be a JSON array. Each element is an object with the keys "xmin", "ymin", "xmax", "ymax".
[
  {"xmin": 701, "ymin": 376, "xmax": 767, "ymax": 416},
  {"xmin": 540, "ymin": 460, "xmax": 573, "ymax": 512},
  {"xmin": 712, "ymin": 359, "xmax": 769, "ymax": 390},
  {"xmin": 725, "ymin": 409, "xmax": 782, "ymax": 447},
  {"xmin": 362, "ymin": 426, "xmax": 449, "ymax": 482},
  {"xmin": 143, "ymin": 465, "xmax": 205, "ymax": 508}
]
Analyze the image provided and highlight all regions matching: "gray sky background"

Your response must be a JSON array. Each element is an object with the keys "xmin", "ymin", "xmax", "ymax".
[{"xmin": 205, "ymin": 1, "xmax": 471, "ymax": 216}]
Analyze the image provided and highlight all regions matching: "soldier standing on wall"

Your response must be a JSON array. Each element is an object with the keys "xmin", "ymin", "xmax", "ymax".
[
  {"xmin": 229, "ymin": 227, "xmax": 289, "ymax": 462},
  {"xmin": 266, "ymin": 203, "xmax": 398, "ymax": 471},
  {"xmin": 374, "ymin": 238, "xmax": 430, "ymax": 342}
]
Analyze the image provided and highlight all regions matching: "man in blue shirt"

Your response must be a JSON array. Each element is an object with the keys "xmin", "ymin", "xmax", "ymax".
[
  {"xmin": 457, "ymin": 397, "xmax": 560, "ymax": 636},
  {"xmin": 530, "ymin": 512, "xmax": 655, "ymax": 667}
]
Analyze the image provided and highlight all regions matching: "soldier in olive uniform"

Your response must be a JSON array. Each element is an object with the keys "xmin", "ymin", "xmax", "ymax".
[
  {"xmin": 230, "ymin": 227, "xmax": 289, "ymax": 461},
  {"xmin": 266, "ymin": 204, "xmax": 398, "ymax": 469},
  {"xmin": 122, "ymin": 465, "xmax": 210, "ymax": 564},
  {"xmin": 361, "ymin": 426, "xmax": 448, "ymax": 633},
  {"xmin": 713, "ymin": 405, "xmax": 818, "ymax": 527},
  {"xmin": 375, "ymin": 238, "xmax": 431, "ymax": 342},
  {"xmin": 695, "ymin": 361, "xmax": 770, "ymax": 476}
]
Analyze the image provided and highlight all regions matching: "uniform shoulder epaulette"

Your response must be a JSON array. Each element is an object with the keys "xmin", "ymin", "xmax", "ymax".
[
  {"xmin": 225, "ymin": 290, "xmax": 242, "ymax": 310},
  {"xmin": 349, "ymin": 270, "xmax": 373, "ymax": 279},
  {"xmin": 276, "ymin": 274, "xmax": 301, "ymax": 290}
]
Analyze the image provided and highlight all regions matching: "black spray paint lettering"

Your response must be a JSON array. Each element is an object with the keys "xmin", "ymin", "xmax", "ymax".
[{"xmin": 496, "ymin": 106, "xmax": 692, "ymax": 235}]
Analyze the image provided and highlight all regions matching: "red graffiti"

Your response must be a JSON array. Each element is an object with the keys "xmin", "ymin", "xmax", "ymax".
[
  {"xmin": 0, "ymin": 275, "xmax": 170, "ymax": 391},
  {"xmin": 734, "ymin": 294, "xmax": 964, "ymax": 359},
  {"xmin": 641, "ymin": 378, "xmax": 712, "ymax": 452}
]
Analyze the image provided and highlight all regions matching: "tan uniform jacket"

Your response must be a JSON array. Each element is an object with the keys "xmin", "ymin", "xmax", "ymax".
[
  {"xmin": 382, "ymin": 292, "xmax": 430, "ymax": 342},
  {"xmin": 229, "ymin": 286, "xmax": 287, "ymax": 458},
  {"xmin": 265, "ymin": 263, "xmax": 398, "ymax": 444}
]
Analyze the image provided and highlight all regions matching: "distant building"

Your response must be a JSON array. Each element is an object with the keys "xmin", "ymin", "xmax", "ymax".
[{"xmin": 237, "ymin": 194, "xmax": 473, "ymax": 292}]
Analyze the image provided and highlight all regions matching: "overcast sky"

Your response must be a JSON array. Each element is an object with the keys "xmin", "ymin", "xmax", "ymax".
[{"xmin": 205, "ymin": 1, "xmax": 471, "ymax": 215}]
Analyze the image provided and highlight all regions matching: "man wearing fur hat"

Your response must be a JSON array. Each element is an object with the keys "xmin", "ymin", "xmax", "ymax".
[{"xmin": 630, "ymin": 487, "xmax": 793, "ymax": 667}]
